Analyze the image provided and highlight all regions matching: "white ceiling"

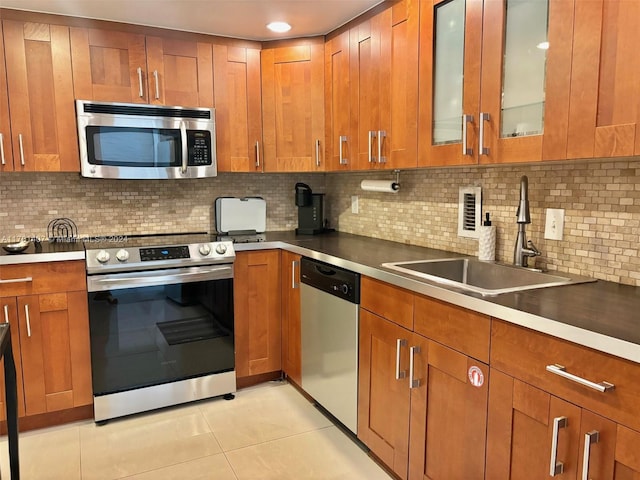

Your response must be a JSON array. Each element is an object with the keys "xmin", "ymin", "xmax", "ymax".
[{"xmin": 1, "ymin": 0, "xmax": 385, "ymax": 41}]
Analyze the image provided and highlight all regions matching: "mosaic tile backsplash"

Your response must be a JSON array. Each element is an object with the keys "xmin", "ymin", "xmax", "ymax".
[
  {"xmin": 326, "ymin": 158, "xmax": 640, "ymax": 286},
  {"xmin": 1, "ymin": 158, "xmax": 639, "ymax": 286}
]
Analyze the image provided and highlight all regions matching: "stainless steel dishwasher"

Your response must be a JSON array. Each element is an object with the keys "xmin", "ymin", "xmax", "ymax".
[{"xmin": 300, "ymin": 257, "xmax": 360, "ymax": 434}]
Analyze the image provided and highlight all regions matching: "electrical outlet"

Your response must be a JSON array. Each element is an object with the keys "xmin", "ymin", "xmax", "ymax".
[
  {"xmin": 544, "ymin": 208, "xmax": 565, "ymax": 240},
  {"xmin": 351, "ymin": 195, "xmax": 359, "ymax": 214}
]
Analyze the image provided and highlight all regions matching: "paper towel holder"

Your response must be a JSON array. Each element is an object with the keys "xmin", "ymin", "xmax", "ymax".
[{"xmin": 360, "ymin": 169, "xmax": 401, "ymax": 193}]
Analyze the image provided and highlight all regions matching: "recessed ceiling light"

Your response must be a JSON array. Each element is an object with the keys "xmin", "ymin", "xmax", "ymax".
[{"xmin": 267, "ymin": 21, "xmax": 292, "ymax": 33}]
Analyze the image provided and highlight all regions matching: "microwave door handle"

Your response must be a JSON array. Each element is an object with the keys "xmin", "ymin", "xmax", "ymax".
[{"xmin": 180, "ymin": 122, "xmax": 188, "ymax": 175}]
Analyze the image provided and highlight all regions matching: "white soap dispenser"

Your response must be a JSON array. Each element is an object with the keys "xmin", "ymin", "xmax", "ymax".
[{"xmin": 478, "ymin": 212, "xmax": 496, "ymax": 261}]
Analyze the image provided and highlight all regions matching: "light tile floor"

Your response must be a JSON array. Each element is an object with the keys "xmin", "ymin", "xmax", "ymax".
[{"xmin": 0, "ymin": 381, "xmax": 393, "ymax": 479}]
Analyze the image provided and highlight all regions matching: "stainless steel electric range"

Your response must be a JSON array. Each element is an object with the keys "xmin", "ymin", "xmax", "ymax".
[{"xmin": 84, "ymin": 233, "xmax": 236, "ymax": 422}]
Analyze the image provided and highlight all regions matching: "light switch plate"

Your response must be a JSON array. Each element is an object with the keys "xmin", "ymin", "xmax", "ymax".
[
  {"xmin": 351, "ymin": 195, "xmax": 359, "ymax": 214},
  {"xmin": 544, "ymin": 208, "xmax": 564, "ymax": 240}
]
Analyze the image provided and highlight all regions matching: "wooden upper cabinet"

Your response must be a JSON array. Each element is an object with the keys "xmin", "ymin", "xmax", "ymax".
[
  {"xmin": 419, "ymin": 0, "xmax": 575, "ymax": 166},
  {"xmin": 0, "ymin": 22, "xmax": 13, "ymax": 172},
  {"xmin": 567, "ymin": 0, "xmax": 640, "ymax": 159},
  {"xmin": 145, "ymin": 36, "xmax": 213, "ymax": 107},
  {"xmin": 213, "ymin": 44, "xmax": 263, "ymax": 172},
  {"xmin": 479, "ymin": 0, "xmax": 575, "ymax": 164},
  {"xmin": 324, "ymin": 30, "xmax": 352, "ymax": 171},
  {"xmin": 3, "ymin": 20, "xmax": 79, "ymax": 172},
  {"xmin": 261, "ymin": 39, "xmax": 325, "ymax": 172},
  {"xmin": 70, "ymin": 27, "xmax": 214, "ymax": 107},
  {"xmin": 351, "ymin": 0, "xmax": 419, "ymax": 170},
  {"xmin": 418, "ymin": 0, "xmax": 482, "ymax": 167},
  {"xmin": 70, "ymin": 27, "xmax": 148, "ymax": 103}
]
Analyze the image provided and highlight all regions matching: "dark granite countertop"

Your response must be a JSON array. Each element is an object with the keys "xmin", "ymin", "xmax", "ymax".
[
  {"xmin": 3, "ymin": 230, "xmax": 638, "ymax": 364},
  {"xmin": 0, "ymin": 240, "xmax": 85, "ymax": 265},
  {"xmin": 237, "ymin": 231, "xmax": 640, "ymax": 364}
]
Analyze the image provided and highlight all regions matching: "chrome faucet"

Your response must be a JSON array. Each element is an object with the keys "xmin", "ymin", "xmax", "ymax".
[{"xmin": 513, "ymin": 175, "xmax": 541, "ymax": 267}]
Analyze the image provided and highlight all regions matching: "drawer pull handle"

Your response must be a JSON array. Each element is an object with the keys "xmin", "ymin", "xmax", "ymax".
[
  {"xmin": 549, "ymin": 416, "xmax": 568, "ymax": 476},
  {"xmin": 0, "ymin": 277, "xmax": 33, "ymax": 285},
  {"xmin": 546, "ymin": 364, "xmax": 615, "ymax": 393},
  {"xmin": 395, "ymin": 338, "xmax": 407, "ymax": 380},
  {"xmin": 409, "ymin": 346, "xmax": 420, "ymax": 388},
  {"xmin": 581, "ymin": 430, "xmax": 599, "ymax": 480}
]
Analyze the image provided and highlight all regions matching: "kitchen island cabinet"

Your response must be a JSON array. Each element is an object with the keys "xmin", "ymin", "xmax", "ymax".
[
  {"xmin": 234, "ymin": 250, "xmax": 282, "ymax": 383},
  {"xmin": 213, "ymin": 43, "xmax": 263, "ymax": 172},
  {"xmin": 280, "ymin": 251, "xmax": 301, "ymax": 385},
  {"xmin": 70, "ymin": 27, "xmax": 214, "ymax": 107},
  {"xmin": 350, "ymin": 0, "xmax": 419, "ymax": 171},
  {"xmin": 260, "ymin": 38, "xmax": 325, "ymax": 172},
  {"xmin": 2, "ymin": 19, "xmax": 79, "ymax": 172},
  {"xmin": 0, "ymin": 261, "xmax": 92, "ymax": 426}
]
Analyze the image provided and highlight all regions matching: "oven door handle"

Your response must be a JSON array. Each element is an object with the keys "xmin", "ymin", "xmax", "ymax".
[{"xmin": 87, "ymin": 265, "xmax": 234, "ymax": 292}]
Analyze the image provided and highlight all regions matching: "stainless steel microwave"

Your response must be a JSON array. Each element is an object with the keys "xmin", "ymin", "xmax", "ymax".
[{"xmin": 76, "ymin": 100, "xmax": 216, "ymax": 180}]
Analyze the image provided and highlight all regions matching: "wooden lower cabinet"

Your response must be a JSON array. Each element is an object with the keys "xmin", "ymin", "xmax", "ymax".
[
  {"xmin": 234, "ymin": 250, "xmax": 282, "ymax": 379},
  {"xmin": 486, "ymin": 369, "xmax": 640, "ymax": 480},
  {"xmin": 358, "ymin": 308, "xmax": 415, "ymax": 479},
  {"xmin": 280, "ymin": 251, "xmax": 301, "ymax": 385},
  {"xmin": 408, "ymin": 340, "xmax": 488, "ymax": 480},
  {"xmin": 0, "ymin": 261, "xmax": 92, "ymax": 423}
]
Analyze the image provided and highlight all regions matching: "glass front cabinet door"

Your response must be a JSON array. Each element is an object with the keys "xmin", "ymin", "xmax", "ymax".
[{"xmin": 419, "ymin": 0, "xmax": 575, "ymax": 166}]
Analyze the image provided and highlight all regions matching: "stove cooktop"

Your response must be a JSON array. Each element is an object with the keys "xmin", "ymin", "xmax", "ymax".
[{"xmin": 84, "ymin": 232, "xmax": 235, "ymax": 274}]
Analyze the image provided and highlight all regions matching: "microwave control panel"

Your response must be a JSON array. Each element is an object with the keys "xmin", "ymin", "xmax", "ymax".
[{"xmin": 188, "ymin": 131, "xmax": 212, "ymax": 166}]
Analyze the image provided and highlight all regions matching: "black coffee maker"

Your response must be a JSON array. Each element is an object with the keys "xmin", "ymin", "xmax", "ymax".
[{"xmin": 295, "ymin": 183, "xmax": 325, "ymax": 234}]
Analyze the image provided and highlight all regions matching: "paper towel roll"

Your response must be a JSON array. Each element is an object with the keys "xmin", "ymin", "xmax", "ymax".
[{"xmin": 360, "ymin": 180, "xmax": 400, "ymax": 193}]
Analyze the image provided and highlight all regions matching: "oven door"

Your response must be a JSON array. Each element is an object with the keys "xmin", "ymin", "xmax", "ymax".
[{"xmin": 87, "ymin": 265, "xmax": 234, "ymax": 397}]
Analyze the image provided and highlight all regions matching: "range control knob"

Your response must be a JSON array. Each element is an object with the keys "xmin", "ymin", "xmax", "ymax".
[
  {"xmin": 96, "ymin": 250, "xmax": 110, "ymax": 264},
  {"xmin": 115, "ymin": 249, "xmax": 129, "ymax": 262},
  {"xmin": 198, "ymin": 244, "xmax": 211, "ymax": 256},
  {"xmin": 215, "ymin": 243, "xmax": 227, "ymax": 255}
]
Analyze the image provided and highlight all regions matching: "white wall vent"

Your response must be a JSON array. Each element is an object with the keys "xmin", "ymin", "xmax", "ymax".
[{"xmin": 458, "ymin": 186, "xmax": 482, "ymax": 238}]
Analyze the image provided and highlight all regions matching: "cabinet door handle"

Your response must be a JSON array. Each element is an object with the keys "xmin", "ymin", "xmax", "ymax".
[
  {"xmin": 377, "ymin": 130, "xmax": 386, "ymax": 163},
  {"xmin": 479, "ymin": 112, "xmax": 490, "ymax": 155},
  {"xmin": 292, "ymin": 260, "xmax": 299, "ymax": 289},
  {"xmin": 339, "ymin": 135, "xmax": 348, "ymax": 165},
  {"xmin": 409, "ymin": 346, "xmax": 421, "ymax": 388},
  {"xmin": 368, "ymin": 130, "xmax": 377, "ymax": 163},
  {"xmin": 315, "ymin": 139, "xmax": 321, "ymax": 167},
  {"xmin": 153, "ymin": 70, "xmax": 160, "ymax": 100},
  {"xmin": 395, "ymin": 338, "xmax": 407, "ymax": 380},
  {"xmin": 549, "ymin": 416, "xmax": 568, "ymax": 476},
  {"xmin": 581, "ymin": 430, "xmax": 600, "ymax": 480},
  {"xmin": 462, "ymin": 114, "xmax": 474, "ymax": 155},
  {"xmin": 18, "ymin": 134, "xmax": 25, "ymax": 166},
  {"xmin": 0, "ymin": 277, "xmax": 33, "ymax": 285},
  {"xmin": 137, "ymin": 67, "xmax": 144, "ymax": 98},
  {"xmin": 0, "ymin": 133, "xmax": 5, "ymax": 165},
  {"xmin": 546, "ymin": 364, "xmax": 615, "ymax": 393},
  {"xmin": 25, "ymin": 304, "xmax": 32, "ymax": 338},
  {"xmin": 3, "ymin": 305, "xmax": 8, "ymax": 323}
]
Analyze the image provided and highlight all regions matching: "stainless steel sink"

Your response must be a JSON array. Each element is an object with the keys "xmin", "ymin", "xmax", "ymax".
[{"xmin": 381, "ymin": 258, "xmax": 595, "ymax": 296}]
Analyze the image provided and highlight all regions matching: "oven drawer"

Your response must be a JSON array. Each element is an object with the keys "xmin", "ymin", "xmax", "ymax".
[
  {"xmin": 491, "ymin": 319, "xmax": 640, "ymax": 432},
  {"xmin": 0, "ymin": 261, "xmax": 86, "ymax": 297}
]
